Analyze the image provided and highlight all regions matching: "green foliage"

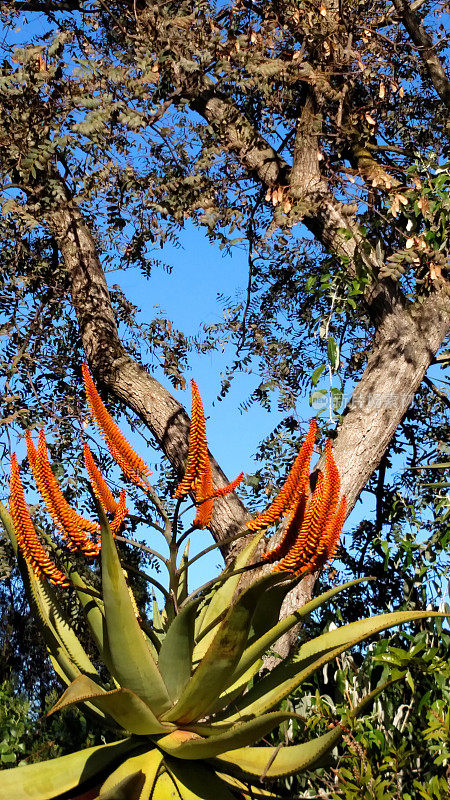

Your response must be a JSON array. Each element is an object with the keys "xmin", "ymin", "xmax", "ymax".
[
  {"xmin": 0, "ymin": 680, "xmax": 106, "ymax": 769},
  {"xmin": 1, "ymin": 460, "xmax": 443, "ymax": 798}
]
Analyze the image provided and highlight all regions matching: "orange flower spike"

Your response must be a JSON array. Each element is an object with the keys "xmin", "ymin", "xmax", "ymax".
[
  {"xmin": 9, "ymin": 454, "xmax": 70, "ymax": 587},
  {"xmin": 34, "ymin": 431, "xmax": 100, "ymax": 556},
  {"xmin": 211, "ymin": 471, "xmax": 244, "ymax": 499},
  {"xmin": 322, "ymin": 439, "xmax": 340, "ymax": 519},
  {"xmin": 247, "ymin": 419, "xmax": 317, "ymax": 531},
  {"xmin": 82, "ymin": 363, "xmax": 151, "ymax": 484},
  {"xmin": 110, "ymin": 489, "xmax": 128, "ymax": 536},
  {"xmin": 273, "ymin": 472, "xmax": 325, "ymax": 574},
  {"xmin": 263, "ymin": 490, "xmax": 308, "ymax": 564},
  {"xmin": 315, "ymin": 495, "xmax": 347, "ymax": 570},
  {"xmin": 107, "ymin": 441, "xmax": 150, "ymax": 492},
  {"xmin": 174, "ymin": 380, "xmax": 209, "ymax": 500},
  {"xmin": 174, "ymin": 381, "xmax": 243, "ymax": 526},
  {"xmin": 193, "ymin": 459, "xmax": 215, "ymax": 529},
  {"xmin": 25, "ymin": 429, "xmax": 37, "ymax": 469},
  {"xmin": 83, "ymin": 444, "xmax": 118, "ymax": 514}
]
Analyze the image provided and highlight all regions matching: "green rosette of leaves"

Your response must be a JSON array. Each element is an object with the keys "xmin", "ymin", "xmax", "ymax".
[{"xmin": 0, "ymin": 498, "xmax": 443, "ymax": 800}]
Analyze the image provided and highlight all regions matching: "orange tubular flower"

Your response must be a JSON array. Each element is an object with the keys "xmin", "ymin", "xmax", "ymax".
[
  {"xmin": 82, "ymin": 363, "xmax": 151, "ymax": 490},
  {"xmin": 9, "ymin": 454, "xmax": 70, "ymax": 587},
  {"xmin": 83, "ymin": 444, "xmax": 118, "ymax": 514},
  {"xmin": 262, "ymin": 491, "xmax": 308, "ymax": 565},
  {"xmin": 247, "ymin": 419, "xmax": 317, "ymax": 531},
  {"xmin": 173, "ymin": 380, "xmax": 244, "ymax": 529},
  {"xmin": 29, "ymin": 430, "xmax": 100, "ymax": 557},
  {"xmin": 272, "ymin": 439, "xmax": 346, "ymax": 576},
  {"xmin": 110, "ymin": 489, "xmax": 128, "ymax": 536},
  {"xmin": 107, "ymin": 441, "xmax": 150, "ymax": 492}
]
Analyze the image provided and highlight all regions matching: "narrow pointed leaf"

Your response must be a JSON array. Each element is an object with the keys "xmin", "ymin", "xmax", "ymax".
[
  {"xmin": 33, "ymin": 570, "xmax": 99, "ymax": 676},
  {"xmin": 69, "ymin": 569, "xmax": 106, "ymax": 653},
  {"xmin": 207, "ymin": 659, "xmax": 264, "ymax": 717},
  {"xmin": 98, "ymin": 504, "xmax": 170, "ymax": 715},
  {"xmin": 193, "ymin": 531, "xmax": 264, "ymax": 655},
  {"xmin": 158, "ymin": 599, "xmax": 200, "ymax": 702},
  {"xmin": 0, "ymin": 738, "xmax": 136, "ymax": 800},
  {"xmin": 48, "ymin": 674, "xmax": 171, "ymax": 735},
  {"xmin": 163, "ymin": 572, "xmax": 291, "ymax": 724},
  {"xmin": 99, "ymin": 749, "xmax": 163, "ymax": 800},
  {"xmin": 157, "ymin": 712, "xmax": 299, "ymax": 759},
  {"xmin": 225, "ymin": 610, "xmax": 443, "ymax": 720},
  {"xmin": 0, "ymin": 501, "xmax": 100, "ymax": 681},
  {"xmin": 231, "ymin": 577, "xmax": 373, "ymax": 687},
  {"xmin": 152, "ymin": 591, "xmax": 165, "ymax": 642},
  {"xmin": 214, "ymin": 727, "xmax": 341, "ymax": 780},
  {"xmin": 250, "ymin": 577, "xmax": 298, "ymax": 641},
  {"xmin": 215, "ymin": 677, "xmax": 400, "ymax": 779},
  {"xmin": 177, "ymin": 541, "xmax": 189, "ymax": 605},
  {"xmin": 164, "ymin": 756, "xmax": 237, "ymax": 800}
]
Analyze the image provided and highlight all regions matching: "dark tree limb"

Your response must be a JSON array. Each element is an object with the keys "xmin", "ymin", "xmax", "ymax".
[
  {"xmin": 391, "ymin": 0, "xmax": 450, "ymax": 107},
  {"xmin": 46, "ymin": 196, "xmax": 252, "ymax": 557}
]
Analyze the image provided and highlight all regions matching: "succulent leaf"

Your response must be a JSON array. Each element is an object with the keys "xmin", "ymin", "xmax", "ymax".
[
  {"xmin": 206, "ymin": 658, "xmax": 264, "ymax": 718},
  {"xmin": 151, "ymin": 591, "xmax": 165, "ymax": 644},
  {"xmin": 231, "ymin": 577, "xmax": 372, "ymax": 687},
  {"xmin": 48, "ymin": 674, "xmax": 171, "ymax": 735},
  {"xmin": 215, "ymin": 677, "xmax": 400, "ymax": 781},
  {"xmin": 0, "ymin": 501, "xmax": 101, "ymax": 683},
  {"xmin": 0, "ymin": 738, "xmax": 136, "ymax": 800},
  {"xmin": 164, "ymin": 756, "xmax": 238, "ymax": 800},
  {"xmin": 163, "ymin": 572, "xmax": 291, "ymax": 724},
  {"xmin": 99, "ymin": 748, "xmax": 163, "ymax": 800},
  {"xmin": 158, "ymin": 598, "xmax": 201, "ymax": 703},
  {"xmin": 225, "ymin": 610, "xmax": 444, "ymax": 720},
  {"xmin": 214, "ymin": 727, "xmax": 342, "ymax": 781},
  {"xmin": 157, "ymin": 711, "xmax": 300, "ymax": 759},
  {"xmin": 98, "ymin": 503, "xmax": 171, "ymax": 715},
  {"xmin": 193, "ymin": 530, "xmax": 265, "ymax": 658},
  {"xmin": 177, "ymin": 540, "xmax": 190, "ymax": 605}
]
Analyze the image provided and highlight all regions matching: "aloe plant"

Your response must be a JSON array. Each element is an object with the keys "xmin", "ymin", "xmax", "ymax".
[{"xmin": 0, "ymin": 369, "xmax": 443, "ymax": 800}]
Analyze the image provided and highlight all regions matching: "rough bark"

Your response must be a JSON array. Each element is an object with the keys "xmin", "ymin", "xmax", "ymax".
[
  {"xmin": 185, "ymin": 75, "xmax": 401, "ymax": 322},
  {"xmin": 319, "ymin": 285, "xmax": 450, "ymax": 512}
]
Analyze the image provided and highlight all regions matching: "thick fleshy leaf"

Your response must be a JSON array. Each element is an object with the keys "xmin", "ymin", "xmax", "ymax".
[
  {"xmin": 215, "ymin": 678, "xmax": 399, "ymax": 780},
  {"xmin": 48, "ymin": 674, "xmax": 171, "ymax": 735},
  {"xmin": 224, "ymin": 610, "xmax": 443, "ymax": 721},
  {"xmin": 164, "ymin": 756, "xmax": 237, "ymax": 800},
  {"xmin": 217, "ymin": 772, "xmax": 280, "ymax": 799},
  {"xmin": 98, "ymin": 505, "xmax": 170, "ymax": 715},
  {"xmin": 69, "ymin": 569, "xmax": 106, "ymax": 653},
  {"xmin": 193, "ymin": 531, "xmax": 264, "ymax": 657},
  {"xmin": 208, "ymin": 659, "xmax": 264, "ymax": 717},
  {"xmin": 99, "ymin": 748, "xmax": 163, "ymax": 800},
  {"xmin": 157, "ymin": 712, "xmax": 299, "ymax": 759},
  {"xmin": 214, "ymin": 727, "xmax": 341, "ymax": 780},
  {"xmin": 162, "ymin": 572, "xmax": 291, "ymax": 724},
  {"xmin": 0, "ymin": 738, "xmax": 136, "ymax": 800},
  {"xmin": 158, "ymin": 599, "xmax": 200, "ymax": 702},
  {"xmin": 249, "ymin": 576, "xmax": 298, "ymax": 641},
  {"xmin": 230, "ymin": 577, "xmax": 372, "ymax": 688},
  {"xmin": 0, "ymin": 501, "xmax": 100, "ymax": 684}
]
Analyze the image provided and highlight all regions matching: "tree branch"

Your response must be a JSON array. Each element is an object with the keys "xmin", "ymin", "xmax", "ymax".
[
  {"xmin": 184, "ymin": 77, "xmax": 400, "ymax": 323},
  {"xmin": 391, "ymin": 0, "xmax": 450, "ymax": 107},
  {"xmin": 45, "ymin": 193, "xmax": 252, "ymax": 557}
]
